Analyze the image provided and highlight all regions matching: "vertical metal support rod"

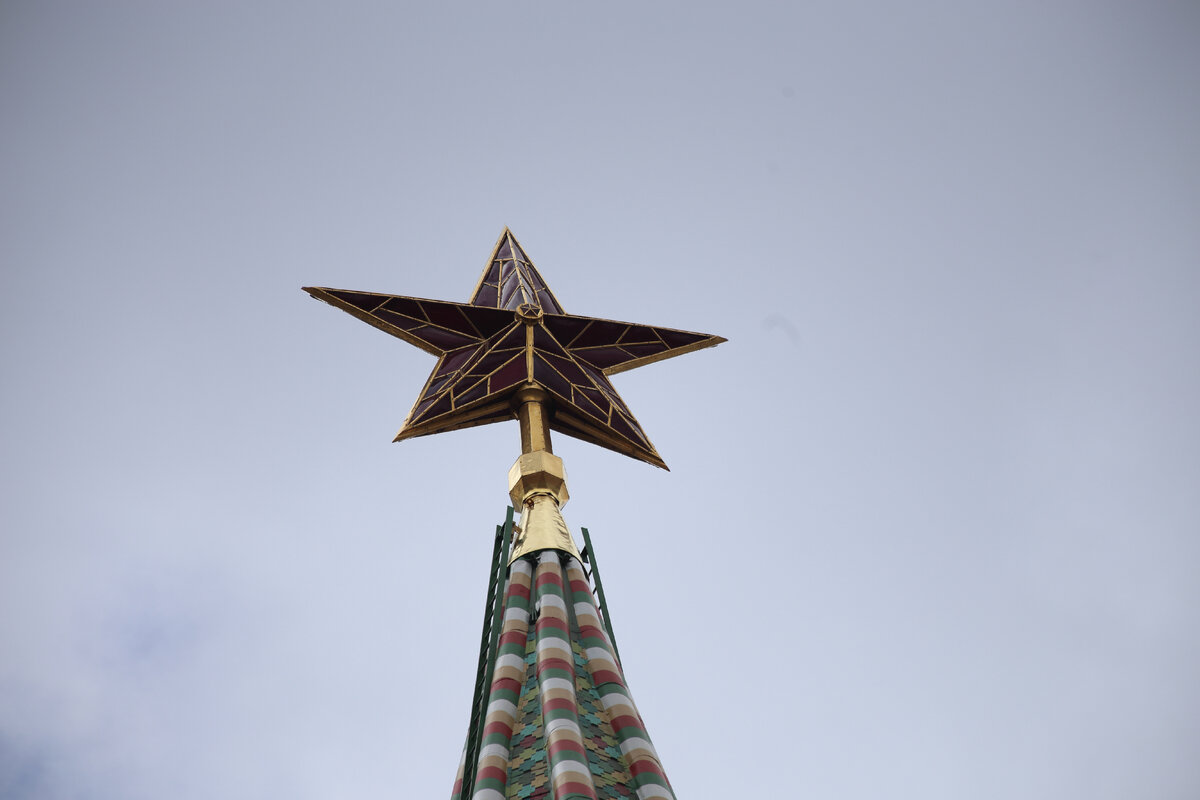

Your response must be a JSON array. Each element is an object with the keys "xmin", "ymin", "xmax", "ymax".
[
  {"xmin": 461, "ymin": 506, "xmax": 514, "ymax": 800},
  {"xmin": 515, "ymin": 385, "xmax": 553, "ymax": 455},
  {"xmin": 580, "ymin": 526, "xmax": 621, "ymax": 662}
]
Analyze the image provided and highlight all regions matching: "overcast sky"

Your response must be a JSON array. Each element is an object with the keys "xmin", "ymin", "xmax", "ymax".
[{"xmin": 2, "ymin": 2, "xmax": 1198, "ymax": 799}]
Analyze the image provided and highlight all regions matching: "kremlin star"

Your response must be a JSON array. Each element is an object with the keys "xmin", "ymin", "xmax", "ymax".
[{"xmin": 304, "ymin": 228, "xmax": 725, "ymax": 469}]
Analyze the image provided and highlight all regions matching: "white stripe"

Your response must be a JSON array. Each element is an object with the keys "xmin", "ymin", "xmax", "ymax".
[
  {"xmin": 574, "ymin": 602, "xmax": 600, "ymax": 619},
  {"xmin": 536, "ymin": 633, "xmax": 571, "ymax": 653},
  {"xmin": 551, "ymin": 759, "xmax": 593, "ymax": 781},
  {"xmin": 504, "ymin": 607, "xmax": 529, "ymax": 623},
  {"xmin": 495, "ymin": 653, "xmax": 525, "ymax": 673},
  {"xmin": 598, "ymin": 689, "xmax": 633, "ymax": 711},
  {"xmin": 538, "ymin": 593, "xmax": 567, "ymax": 612},
  {"xmin": 636, "ymin": 785, "xmax": 674, "ymax": 799},
  {"xmin": 471, "ymin": 789, "xmax": 504, "ymax": 800},
  {"xmin": 585, "ymin": 647, "xmax": 617, "ymax": 665},
  {"xmin": 485, "ymin": 698, "xmax": 516, "ymax": 719},
  {"xmin": 544, "ymin": 717, "xmax": 581, "ymax": 737},
  {"xmin": 619, "ymin": 737, "xmax": 659, "ymax": 759},
  {"xmin": 511, "ymin": 559, "xmax": 533, "ymax": 576},
  {"xmin": 540, "ymin": 676, "xmax": 574, "ymax": 694},
  {"xmin": 479, "ymin": 743, "xmax": 509, "ymax": 760}
]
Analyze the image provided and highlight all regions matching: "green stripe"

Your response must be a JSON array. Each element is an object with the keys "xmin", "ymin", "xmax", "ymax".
[
  {"xmin": 473, "ymin": 775, "xmax": 507, "ymax": 793},
  {"xmin": 577, "ymin": 633, "xmax": 610, "ymax": 650},
  {"xmin": 594, "ymin": 684, "xmax": 632, "ymax": 702},
  {"xmin": 487, "ymin": 687, "xmax": 519, "ymax": 704},
  {"xmin": 633, "ymin": 773, "xmax": 672, "ymax": 790}
]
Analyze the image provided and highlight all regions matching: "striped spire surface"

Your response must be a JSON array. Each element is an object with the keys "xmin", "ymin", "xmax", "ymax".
[{"xmin": 453, "ymin": 549, "xmax": 674, "ymax": 800}]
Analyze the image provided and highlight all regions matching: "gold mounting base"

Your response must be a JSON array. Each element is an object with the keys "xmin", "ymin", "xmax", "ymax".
[
  {"xmin": 509, "ymin": 494, "xmax": 580, "ymax": 564},
  {"xmin": 507, "ymin": 449, "xmax": 580, "ymax": 564}
]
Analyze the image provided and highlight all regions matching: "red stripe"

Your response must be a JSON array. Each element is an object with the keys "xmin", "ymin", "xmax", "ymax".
[
  {"xmin": 590, "ymin": 669, "xmax": 624, "ymax": 687},
  {"xmin": 499, "ymin": 631, "xmax": 527, "ymax": 647},
  {"xmin": 543, "ymin": 697, "xmax": 577, "ymax": 713},
  {"xmin": 536, "ymin": 616, "xmax": 568, "ymax": 633},
  {"xmin": 558, "ymin": 781, "xmax": 597, "ymax": 799},
  {"xmin": 489, "ymin": 677, "xmax": 521, "ymax": 694},
  {"xmin": 610, "ymin": 715, "xmax": 643, "ymax": 734},
  {"xmin": 478, "ymin": 766, "xmax": 508, "ymax": 783},
  {"xmin": 569, "ymin": 578, "xmax": 591, "ymax": 593},
  {"xmin": 536, "ymin": 657, "xmax": 574, "ymax": 675},
  {"xmin": 630, "ymin": 759, "xmax": 665, "ymax": 778},
  {"xmin": 483, "ymin": 720, "xmax": 513, "ymax": 737},
  {"xmin": 507, "ymin": 583, "xmax": 531, "ymax": 600},
  {"xmin": 548, "ymin": 738, "xmax": 586, "ymax": 757},
  {"xmin": 535, "ymin": 570, "xmax": 563, "ymax": 588},
  {"xmin": 577, "ymin": 623, "xmax": 609, "ymax": 640}
]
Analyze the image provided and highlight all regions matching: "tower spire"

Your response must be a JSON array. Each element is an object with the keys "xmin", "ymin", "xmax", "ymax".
[{"xmin": 304, "ymin": 230, "xmax": 724, "ymax": 799}]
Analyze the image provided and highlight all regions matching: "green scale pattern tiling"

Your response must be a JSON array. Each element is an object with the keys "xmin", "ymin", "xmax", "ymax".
[
  {"xmin": 500, "ymin": 600, "xmax": 634, "ymax": 799},
  {"xmin": 570, "ymin": 638, "xmax": 636, "ymax": 798},
  {"xmin": 505, "ymin": 633, "xmax": 549, "ymax": 799}
]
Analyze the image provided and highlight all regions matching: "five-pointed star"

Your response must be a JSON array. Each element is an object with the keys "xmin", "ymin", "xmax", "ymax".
[{"xmin": 303, "ymin": 228, "xmax": 725, "ymax": 469}]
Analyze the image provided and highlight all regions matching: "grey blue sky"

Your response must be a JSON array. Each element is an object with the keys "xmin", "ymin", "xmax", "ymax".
[{"xmin": 2, "ymin": 2, "xmax": 1198, "ymax": 798}]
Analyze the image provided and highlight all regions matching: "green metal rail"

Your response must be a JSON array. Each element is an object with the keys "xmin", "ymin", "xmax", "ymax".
[
  {"xmin": 459, "ymin": 506, "xmax": 513, "ymax": 800},
  {"xmin": 580, "ymin": 526, "xmax": 620, "ymax": 663}
]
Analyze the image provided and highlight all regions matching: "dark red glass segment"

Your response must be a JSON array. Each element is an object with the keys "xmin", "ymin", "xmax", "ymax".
[
  {"xmin": 532, "ymin": 325, "xmax": 569, "ymax": 357},
  {"xmin": 607, "ymin": 390, "xmax": 634, "ymax": 416},
  {"xmin": 377, "ymin": 309, "xmax": 428, "ymax": 331},
  {"xmin": 408, "ymin": 324, "xmax": 476, "ymax": 351},
  {"xmin": 533, "ymin": 357, "xmax": 572, "ymax": 400},
  {"xmin": 454, "ymin": 377, "xmax": 490, "ymax": 405},
  {"xmin": 491, "ymin": 325, "xmax": 526, "ymax": 352},
  {"xmin": 536, "ymin": 289, "xmax": 564, "ymax": 315},
  {"xmin": 577, "ymin": 362, "xmax": 615, "ymax": 394},
  {"xmin": 423, "ymin": 302, "xmax": 481, "ymax": 337},
  {"xmin": 426, "ymin": 374, "xmax": 452, "ymax": 396},
  {"xmin": 658, "ymin": 328, "xmax": 707, "ymax": 348},
  {"xmin": 466, "ymin": 350, "xmax": 513, "ymax": 377},
  {"xmin": 609, "ymin": 412, "xmax": 646, "ymax": 446},
  {"xmin": 379, "ymin": 296, "xmax": 429, "ymax": 321},
  {"xmin": 575, "ymin": 347, "xmax": 635, "ymax": 370},
  {"xmin": 570, "ymin": 320, "xmax": 626, "ymax": 349},
  {"xmin": 418, "ymin": 392, "xmax": 454, "ymax": 422},
  {"xmin": 620, "ymin": 342, "xmax": 668, "ymax": 358},
  {"xmin": 330, "ymin": 290, "xmax": 387, "ymax": 314},
  {"xmin": 618, "ymin": 324, "xmax": 660, "ymax": 344},
  {"xmin": 461, "ymin": 306, "xmax": 516, "ymax": 338},
  {"xmin": 472, "ymin": 282, "xmax": 498, "ymax": 307},
  {"xmin": 576, "ymin": 385, "xmax": 611, "ymax": 418},
  {"xmin": 437, "ymin": 346, "xmax": 475, "ymax": 376},
  {"xmin": 489, "ymin": 355, "xmax": 527, "ymax": 392},
  {"xmin": 414, "ymin": 393, "xmax": 439, "ymax": 417},
  {"xmin": 571, "ymin": 387, "xmax": 607, "ymax": 422},
  {"xmin": 543, "ymin": 315, "xmax": 591, "ymax": 347},
  {"xmin": 543, "ymin": 353, "xmax": 590, "ymax": 385}
]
